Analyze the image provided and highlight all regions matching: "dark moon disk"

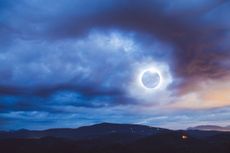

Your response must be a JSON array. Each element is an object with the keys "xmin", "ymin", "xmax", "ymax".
[{"xmin": 141, "ymin": 71, "xmax": 161, "ymax": 89}]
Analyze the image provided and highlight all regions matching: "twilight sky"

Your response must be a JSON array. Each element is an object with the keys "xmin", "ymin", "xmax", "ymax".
[{"xmin": 0, "ymin": 0, "xmax": 230, "ymax": 130}]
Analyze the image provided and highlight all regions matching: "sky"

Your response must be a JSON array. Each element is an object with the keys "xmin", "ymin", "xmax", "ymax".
[{"xmin": 0, "ymin": 0, "xmax": 230, "ymax": 130}]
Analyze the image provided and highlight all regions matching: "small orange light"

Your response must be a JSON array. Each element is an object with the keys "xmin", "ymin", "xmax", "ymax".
[{"xmin": 182, "ymin": 135, "xmax": 188, "ymax": 139}]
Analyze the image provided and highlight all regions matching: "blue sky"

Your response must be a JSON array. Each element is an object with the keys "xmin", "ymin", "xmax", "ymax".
[{"xmin": 0, "ymin": 0, "xmax": 230, "ymax": 130}]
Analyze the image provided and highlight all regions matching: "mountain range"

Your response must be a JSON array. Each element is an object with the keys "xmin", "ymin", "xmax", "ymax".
[
  {"xmin": 0, "ymin": 123, "xmax": 230, "ymax": 153},
  {"xmin": 188, "ymin": 125, "xmax": 230, "ymax": 131}
]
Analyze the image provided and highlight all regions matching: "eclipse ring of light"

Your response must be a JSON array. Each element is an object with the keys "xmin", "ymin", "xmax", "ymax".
[{"xmin": 139, "ymin": 68, "xmax": 162, "ymax": 89}]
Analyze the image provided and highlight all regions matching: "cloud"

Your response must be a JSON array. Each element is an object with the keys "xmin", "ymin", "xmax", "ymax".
[
  {"xmin": 0, "ymin": 0, "xmax": 230, "ymax": 129},
  {"xmin": 1, "ymin": 0, "xmax": 229, "ymax": 81},
  {"xmin": 169, "ymin": 77, "xmax": 230, "ymax": 109}
]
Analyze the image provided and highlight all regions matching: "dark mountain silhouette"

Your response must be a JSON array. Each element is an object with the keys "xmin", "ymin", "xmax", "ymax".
[
  {"xmin": 0, "ymin": 123, "xmax": 169, "ymax": 142},
  {"xmin": 0, "ymin": 123, "xmax": 230, "ymax": 153},
  {"xmin": 188, "ymin": 125, "xmax": 230, "ymax": 131}
]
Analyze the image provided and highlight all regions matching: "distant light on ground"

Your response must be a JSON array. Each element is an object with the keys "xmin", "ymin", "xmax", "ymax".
[{"xmin": 182, "ymin": 135, "xmax": 188, "ymax": 139}]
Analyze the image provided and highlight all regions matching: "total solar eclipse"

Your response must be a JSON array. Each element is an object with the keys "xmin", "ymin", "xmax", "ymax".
[{"xmin": 140, "ymin": 69, "xmax": 161, "ymax": 89}]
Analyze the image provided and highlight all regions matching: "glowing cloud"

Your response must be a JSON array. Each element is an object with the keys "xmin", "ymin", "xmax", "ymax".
[{"xmin": 169, "ymin": 77, "xmax": 230, "ymax": 109}]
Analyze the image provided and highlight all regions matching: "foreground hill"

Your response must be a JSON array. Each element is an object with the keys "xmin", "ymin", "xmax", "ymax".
[
  {"xmin": 0, "ymin": 123, "xmax": 230, "ymax": 153},
  {"xmin": 0, "ymin": 123, "xmax": 168, "ymax": 143}
]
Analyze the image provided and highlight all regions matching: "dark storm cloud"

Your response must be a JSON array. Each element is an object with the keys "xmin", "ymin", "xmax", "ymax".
[
  {"xmin": 0, "ymin": 84, "xmax": 122, "ymax": 97},
  {"xmin": 0, "ymin": 84, "xmax": 136, "ymax": 115},
  {"xmin": 46, "ymin": 0, "xmax": 230, "ymax": 81},
  {"xmin": 1, "ymin": 0, "xmax": 229, "ymax": 83}
]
